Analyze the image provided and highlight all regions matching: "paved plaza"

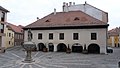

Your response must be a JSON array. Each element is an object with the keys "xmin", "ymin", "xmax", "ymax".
[{"xmin": 0, "ymin": 46, "xmax": 120, "ymax": 68}]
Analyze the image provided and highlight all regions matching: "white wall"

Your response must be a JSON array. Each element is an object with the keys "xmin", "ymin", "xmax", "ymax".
[
  {"xmin": 24, "ymin": 28, "xmax": 107, "ymax": 53},
  {"xmin": 63, "ymin": 4, "xmax": 107, "ymax": 23}
]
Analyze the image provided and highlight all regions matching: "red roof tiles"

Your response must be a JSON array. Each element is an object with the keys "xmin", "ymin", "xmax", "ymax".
[
  {"xmin": 25, "ymin": 11, "xmax": 108, "ymax": 28},
  {"xmin": 108, "ymin": 27, "xmax": 120, "ymax": 36},
  {"xmin": 7, "ymin": 23, "xmax": 23, "ymax": 33}
]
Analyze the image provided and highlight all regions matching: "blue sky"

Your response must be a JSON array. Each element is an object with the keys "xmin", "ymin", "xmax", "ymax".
[{"xmin": 0, "ymin": 0, "xmax": 120, "ymax": 30}]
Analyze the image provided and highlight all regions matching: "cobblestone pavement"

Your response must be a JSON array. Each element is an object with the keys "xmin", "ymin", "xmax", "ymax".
[{"xmin": 0, "ymin": 46, "xmax": 120, "ymax": 68}]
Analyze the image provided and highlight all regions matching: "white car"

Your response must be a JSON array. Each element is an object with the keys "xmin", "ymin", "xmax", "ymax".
[{"xmin": 107, "ymin": 46, "xmax": 113, "ymax": 53}]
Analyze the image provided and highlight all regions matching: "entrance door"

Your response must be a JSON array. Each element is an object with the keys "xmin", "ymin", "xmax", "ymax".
[
  {"xmin": 48, "ymin": 43, "xmax": 54, "ymax": 52},
  {"xmin": 72, "ymin": 43, "xmax": 83, "ymax": 53},
  {"xmin": 38, "ymin": 43, "xmax": 46, "ymax": 51},
  {"xmin": 88, "ymin": 43, "xmax": 100, "ymax": 54},
  {"xmin": 57, "ymin": 43, "xmax": 67, "ymax": 52}
]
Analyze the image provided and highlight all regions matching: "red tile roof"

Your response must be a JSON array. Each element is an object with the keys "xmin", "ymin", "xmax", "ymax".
[
  {"xmin": 7, "ymin": 23, "xmax": 23, "ymax": 33},
  {"xmin": 108, "ymin": 27, "xmax": 120, "ymax": 36},
  {"xmin": 25, "ymin": 11, "xmax": 108, "ymax": 28}
]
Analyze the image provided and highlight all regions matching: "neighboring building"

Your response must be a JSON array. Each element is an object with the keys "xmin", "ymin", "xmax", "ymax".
[
  {"xmin": 0, "ymin": 6, "xmax": 9, "ymax": 48},
  {"xmin": 5, "ymin": 23, "xmax": 24, "ymax": 47},
  {"xmin": 23, "ymin": 2, "xmax": 109, "ymax": 54},
  {"xmin": 62, "ymin": 2, "xmax": 108, "ymax": 23},
  {"xmin": 5, "ymin": 23, "xmax": 14, "ymax": 48},
  {"xmin": 108, "ymin": 27, "xmax": 120, "ymax": 47}
]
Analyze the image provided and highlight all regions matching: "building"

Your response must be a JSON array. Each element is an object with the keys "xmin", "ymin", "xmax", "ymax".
[
  {"xmin": 108, "ymin": 27, "xmax": 120, "ymax": 47},
  {"xmin": 0, "ymin": 6, "xmax": 9, "ymax": 48},
  {"xmin": 62, "ymin": 2, "xmax": 108, "ymax": 23},
  {"xmin": 23, "ymin": 2, "xmax": 109, "ymax": 54},
  {"xmin": 4, "ymin": 23, "xmax": 24, "ymax": 48},
  {"xmin": 6, "ymin": 23, "xmax": 24, "ymax": 46},
  {"xmin": 5, "ymin": 23, "xmax": 14, "ymax": 48}
]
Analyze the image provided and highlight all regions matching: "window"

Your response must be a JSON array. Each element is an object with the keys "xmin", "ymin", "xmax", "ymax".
[
  {"xmin": 9, "ymin": 33, "xmax": 11, "ymax": 37},
  {"xmin": 17, "ymin": 34, "xmax": 18, "ymax": 39},
  {"xmin": 0, "ymin": 24, "xmax": 4, "ymax": 33},
  {"xmin": 74, "ymin": 17, "xmax": 80, "ymax": 21},
  {"xmin": 38, "ymin": 33, "xmax": 42, "ymax": 39},
  {"xmin": 49, "ymin": 33, "xmax": 53, "ymax": 40},
  {"xmin": 45, "ymin": 20, "xmax": 50, "ymax": 22},
  {"xmin": 1, "ymin": 12, "xmax": 5, "ymax": 22},
  {"xmin": 73, "ymin": 33, "xmax": 79, "ymax": 40},
  {"xmin": 59, "ymin": 33, "xmax": 64, "ymax": 40},
  {"xmin": 91, "ymin": 33, "xmax": 97, "ymax": 40},
  {"xmin": 12, "ymin": 34, "xmax": 13, "ymax": 38},
  {"xmin": 9, "ymin": 41, "xmax": 10, "ymax": 45}
]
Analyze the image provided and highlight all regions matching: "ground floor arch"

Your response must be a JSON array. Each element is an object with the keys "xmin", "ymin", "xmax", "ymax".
[
  {"xmin": 38, "ymin": 43, "xmax": 46, "ymax": 51},
  {"xmin": 48, "ymin": 43, "xmax": 54, "ymax": 52},
  {"xmin": 72, "ymin": 43, "xmax": 83, "ymax": 53},
  {"xmin": 88, "ymin": 43, "xmax": 100, "ymax": 54},
  {"xmin": 57, "ymin": 43, "xmax": 67, "ymax": 52}
]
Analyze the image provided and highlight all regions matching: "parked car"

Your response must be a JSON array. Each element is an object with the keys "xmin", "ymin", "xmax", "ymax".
[
  {"xmin": 0, "ymin": 47, "xmax": 5, "ymax": 53},
  {"xmin": 107, "ymin": 46, "xmax": 113, "ymax": 53}
]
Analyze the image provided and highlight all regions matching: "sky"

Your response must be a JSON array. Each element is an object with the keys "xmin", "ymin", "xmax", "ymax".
[{"xmin": 0, "ymin": 0, "xmax": 120, "ymax": 30}]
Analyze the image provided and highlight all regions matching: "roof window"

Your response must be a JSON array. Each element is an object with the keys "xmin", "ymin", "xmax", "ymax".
[
  {"xmin": 45, "ymin": 20, "xmax": 50, "ymax": 22},
  {"xmin": 74, "ymin": 17, "xmax": 80, "ymax": 21}
]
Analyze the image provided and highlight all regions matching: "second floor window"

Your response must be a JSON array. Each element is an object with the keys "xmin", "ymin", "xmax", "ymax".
[
  {"xmin": 38, "ymin": 33, "xmax": 42, "ymax": 39},
  {"xmin": 49, "ymin": 33, "xmax": 53, "ymax": 40},
  {"xmin": 0, "ymin": 24, "xmax": 4, "ymax": 33},
  {"xmin": 9, "ymin": 33, "xmax": 11, "ymax": 37},
  {"xmin": 9, "ymin": 41, "xmax": 10, "ymax": 45},
  {"xmin": 91, "ymin": 33, "xmax": 97, "ymax": 40},
  {"xmin": 1, "ymin": 12, "xmax": 5, "ymax": 22},
  {"xmin": 59, "ymin": 33, "xmax": 64, "ymax": 40},
  {"xmin": 73, "ymin": 33, "xmax": 79, "ymax": 40}
]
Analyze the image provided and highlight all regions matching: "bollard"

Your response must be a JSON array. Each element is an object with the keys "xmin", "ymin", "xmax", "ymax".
[{"xmin": 118, "ymin": 61, "xmax": 120, "ymax": 68}]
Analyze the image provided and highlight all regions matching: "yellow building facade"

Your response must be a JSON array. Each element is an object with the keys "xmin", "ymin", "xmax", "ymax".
[
  {"xmin": 108, "ymin": 35, "xmax": 119, "ymax": 47},
  {"xmin": 4, "ymin": 25, "xmax": 14, "ymax": 48},
  {"xmin": 108, "ymin": 27, "xmax": 120, "ymax": 47},
  {"xmin": 0, "ymin": 6, "xmax": 9, "ymax": 48}
]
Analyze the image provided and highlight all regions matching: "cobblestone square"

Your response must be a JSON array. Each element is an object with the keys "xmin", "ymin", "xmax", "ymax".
[{"xmin": 0, "ymin": 46, "xmax": 120, "ymax": 68}]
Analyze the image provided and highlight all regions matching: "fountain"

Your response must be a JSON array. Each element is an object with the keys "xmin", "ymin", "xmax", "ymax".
[{"xmin": 22, "ymin": 29, "xmax": 36, "ymax": 63}]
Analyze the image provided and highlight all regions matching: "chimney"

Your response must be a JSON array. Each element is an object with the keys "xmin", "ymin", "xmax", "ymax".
[
  {"xmin": 73, "ymin": 2, "xmax": 75, "ymax": 5},
  {"xmin": 63, "ymin": 2, "xmax": 66, "ymax": 12},
  {"xmin": 66, "ymin": 3, "xmax": 68, "ymax": 6},
  {"xmin": 85, "ymin": 1, "xmax": 87, "ymax": 4},
  {"xmin": 54, "ymin": 8, "xmax": 56, "ymax": 15},
  {"xmin": 37, "ymin": 17, "xmax": 39, "ymax": 20},
  {"xmin": 63, "ymin": 2, "xmax": 66, "ymax": 6},
  {"xmin": 69, "ymin": 2, "xmax": 72, "ymax": 6},
  {"xmin": 62, "ymin": 2, "xmax": 69, "ymax": 12}
]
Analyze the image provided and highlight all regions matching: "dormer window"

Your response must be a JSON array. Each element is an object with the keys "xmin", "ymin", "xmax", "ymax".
[
  {"xmin": 21, "ymin": 30, "xmax": 23, "ymax": 32},
  {"xmin": 74, "ymin": 17, "xmax": 80, "ymax": 21},
  {"xmin": 45, "ymin": 20, "xmax": 50, "ymax": 22}
]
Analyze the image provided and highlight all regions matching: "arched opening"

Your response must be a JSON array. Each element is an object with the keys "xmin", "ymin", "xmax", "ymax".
[
  {"xmin": 38, "ymin": 43, "xmax": 46, "ymax": 51},
  {"xmin": 88, "ymin": 43, "xmax": 100, "ymax": 54},
  {"xmin": 48, "ymin": 43, "xmax": 54, "ymax": 52},
  {"xmin": 57, "ymin": 43, "xmax": 67, "ymax": 52},
  {"xmin": 72, "ymin": 43, "xmax": 83, "ymax": 53}
]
